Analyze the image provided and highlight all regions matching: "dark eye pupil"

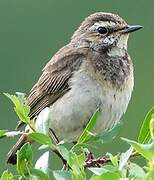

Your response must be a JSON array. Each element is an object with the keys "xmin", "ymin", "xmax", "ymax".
[{"xmin": 97, "ymin": 27, "xmax": 108, "ymax": 34}]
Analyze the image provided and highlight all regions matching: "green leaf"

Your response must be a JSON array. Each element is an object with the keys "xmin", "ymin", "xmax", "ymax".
[
  {"xmin": 138, "ymin": 106, "xmax": 154, "ymax": 143},
  {"xmin": 57, "ymin": 145, "xmax": 70, "ymax": 161},
  {"xmin": 128, "ymin": 162, "xmax": 145, "ymax": 178},
  {"xmin": 68, "ymin": 151, "xmax": 86, "ymax": 175},
  {"xmin": 88, "ymin": 122, "xmax": 122, "ymax": 144},
  {"xmin": 89, "ymin": 165, "xmax": 117, "ymax": 176},
  {"xmin": 122, "ymin": 137, "xmax": 154, "ymax": 161},
  {"xmin": 143, "ymin": 171, "xmax": 154, "ymax": 180},
  {"xmin": 106, "ymin": 153, "xmax": 118, "ymax": 168},
  {"xmin": 119, "ymin": 147, "xmax": 133, "ymax": 170},
  {"xmin": 15, "ymin": 92, "xmax": 26, "ymax": 103},
  {"xmin": 53, "ymin": 170, "xmax": 72, "ymax": 180},
  {"xmin": 1, "ymin": 170, "xmax": 14, "ymax": 180},
  {"xmin": 4, "ymin": 93, "xmax": 30, "ymax": 124},
  {"xmin": 17, "ymin": 143, "xmax": 33, "ymax": 177},
  {"xmin": 29, "ymin": 132, "xmax": 52, "ymax": 146},
  {"xmin": 69, "ymin": 152, "xmax": 85, "ymax": 168},
  {"xmin": 0, "ymin": 130, "xmax": 7, "ymax": 138},
  {"xmin": 57, "ymin": 146, "xmax": 86, "ymax": 176},
  {"xmin": 77, "ymin": 109, "xmax": 100, "ymax": 144},
  {"xmin": 72, "ymin": 173, "xmax": 85, "ymax": 180},
  {"xmin": 4, "ymin": 131, "xmax": 21, "ymax": 137},
  {"xmin": 150, "ymin": 118, "xmax": 154, "ymax": 140},
  {"xmin": 35, "ymin": 151, "xmax": 49, "ymax": 173},
  {"xmin": 30, "ymin": 169, "xmax": 50, "ymax": 180},
  {"xmin": 91, "ymin": 171, "xmax": 120, "ymax": 180},
  {"xmin": 89, "ymin": 167, "xmax": 109, "ymax": 176}
]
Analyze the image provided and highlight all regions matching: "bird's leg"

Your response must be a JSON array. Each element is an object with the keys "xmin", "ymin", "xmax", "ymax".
[
  {"xmin": 52, "ymin": 148, "xmax": 68, "ymax": 169},
  {"xmin": 48, "ymin": 128, "xmax": 59, "ymax": 144},
  {"xmin": 48, "ymin": 128, "xmax": 69, "ymax": 169}
]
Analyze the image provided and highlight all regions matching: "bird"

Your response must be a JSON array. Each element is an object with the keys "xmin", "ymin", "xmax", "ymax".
[{"xmin": 7, "ymin": 12, "xmax": 142, "ymax": 164}]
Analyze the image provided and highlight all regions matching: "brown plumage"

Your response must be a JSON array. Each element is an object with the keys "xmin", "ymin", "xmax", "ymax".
[
  {"xmin": 6, "ymin": 12, "xmax": 142, "ymax": 164},
  {"xmin": 7, "ymin": 45, "xmax": 87, "ymax": 164},
  {"xmin": 27, "ymin": 45, "xmax": 86, "ymax": 119}
]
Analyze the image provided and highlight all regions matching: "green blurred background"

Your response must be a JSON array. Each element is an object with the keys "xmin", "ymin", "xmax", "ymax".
[{"xmin": 0, "ymin": 0, "xmax": 153, "ymax": 173}]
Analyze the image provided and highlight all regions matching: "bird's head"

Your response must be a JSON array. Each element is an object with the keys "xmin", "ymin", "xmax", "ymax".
[{"xmin": 71, "ymin": 12, "xmax": 142, "ymax": 55}]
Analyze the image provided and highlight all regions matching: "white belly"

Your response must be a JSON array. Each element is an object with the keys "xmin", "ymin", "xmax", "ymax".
[{"xmin": 35, "ymin": 67, "xmax": 134, "ymax": 142}]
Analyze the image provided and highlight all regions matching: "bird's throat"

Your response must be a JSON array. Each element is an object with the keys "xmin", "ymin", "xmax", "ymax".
[{"xmin": 107, "ymin": 47, "xmax": 126, "ymax": 57}]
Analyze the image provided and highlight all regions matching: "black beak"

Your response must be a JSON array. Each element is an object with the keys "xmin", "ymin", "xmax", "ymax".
[{"xmin": 123, "ymin": 25, "xmax": 143, "ymax": 33}]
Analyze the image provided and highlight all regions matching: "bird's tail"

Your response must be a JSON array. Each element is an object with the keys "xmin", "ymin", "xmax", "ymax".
[{"xmin": 6, "ymin": 134, "xmax": 28, "ymax": 164}]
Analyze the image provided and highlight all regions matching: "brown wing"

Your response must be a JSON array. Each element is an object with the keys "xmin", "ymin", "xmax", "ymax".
[{"xmin": 27, "ymin": 45, "xmax": 85, "ymax": 119}]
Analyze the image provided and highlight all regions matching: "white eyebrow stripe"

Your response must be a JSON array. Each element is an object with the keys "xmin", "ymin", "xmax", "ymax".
[{"xmin": 89, "ymin": 21, "xmax": 116, "ymax": 31}]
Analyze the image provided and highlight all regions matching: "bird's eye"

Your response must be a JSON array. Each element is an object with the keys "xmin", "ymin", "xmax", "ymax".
[{"xmin": 97, "ymin": 27, "xmax": 108, "ymax": 35}]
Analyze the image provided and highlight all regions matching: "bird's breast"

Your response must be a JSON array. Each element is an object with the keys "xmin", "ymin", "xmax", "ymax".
[{"xmin": 35, "ymin": 63, "xmax": 134, "ymax": 142}]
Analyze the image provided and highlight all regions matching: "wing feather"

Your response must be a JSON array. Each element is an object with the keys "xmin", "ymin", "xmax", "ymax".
[{"xmin": 27, "ymin": 45, "xmax": 85, "ymax": 119}]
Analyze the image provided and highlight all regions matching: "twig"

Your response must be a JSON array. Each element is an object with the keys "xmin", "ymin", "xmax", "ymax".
[
  {"xmin": 48, "ymin": 128, "xmax": 70, "ymax": 170},
  {"xmin": 84, "ymin": 151, "xmax": 140, "ymax": 168},
  {"xmin": 85, "ymin": 154, "xmax": 110, "ymax": 168},
  {"xmin": 47, "ymin": 129, "xmax": 140, "ymax": 169}
]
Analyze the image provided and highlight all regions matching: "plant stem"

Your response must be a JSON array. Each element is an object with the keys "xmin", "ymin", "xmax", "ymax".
[{"xmin": 84, "ymin": 151, "xmax": 140, "ymax": 168}]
